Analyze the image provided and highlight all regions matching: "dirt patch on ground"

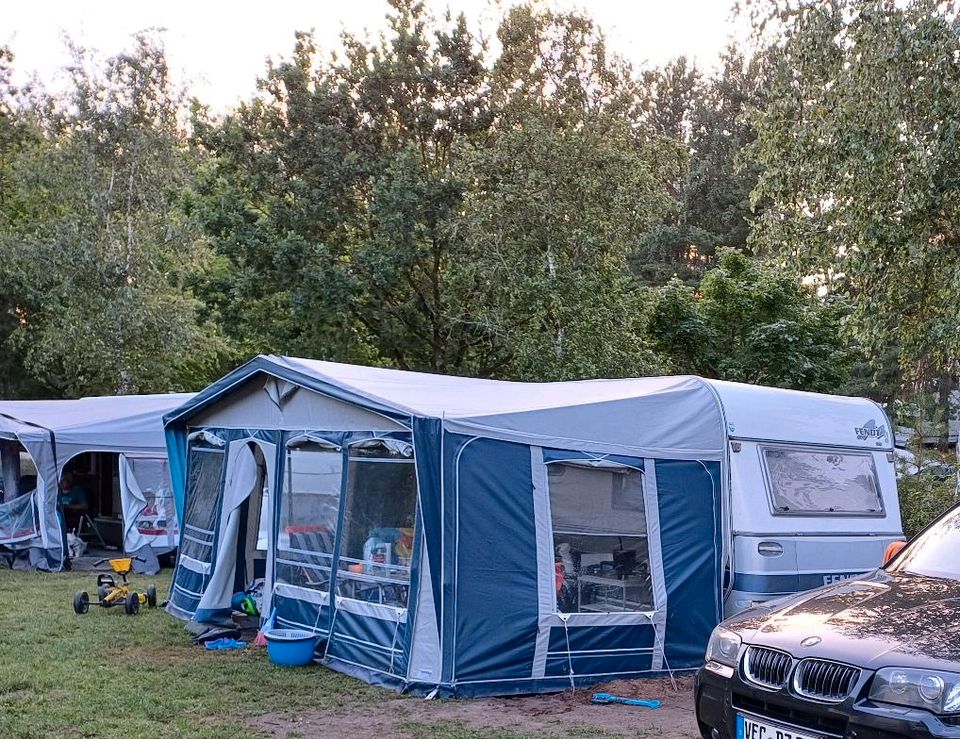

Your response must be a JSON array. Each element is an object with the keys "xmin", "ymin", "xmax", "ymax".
[{"xmin": 248, "ymin": 676, "xmax": 700, "ymax": 738}]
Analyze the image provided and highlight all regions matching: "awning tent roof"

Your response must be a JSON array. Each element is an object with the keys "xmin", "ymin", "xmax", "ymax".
[
  {"xmin": 166, "ymin": 356, "xmax": 726, "ymax": 459},
  {"xmin": 166, "ymin": 356, "xmax": 893, "ymax": 458},
  {"xmin": 0, "ymin": 394, "xmax": 194, "ymax": 466}
]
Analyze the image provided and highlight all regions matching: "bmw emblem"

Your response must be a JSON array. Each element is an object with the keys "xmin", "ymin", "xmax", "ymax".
[{"xmin": 801, "ymin": 636, "xmax": 822, "ymax": 648}]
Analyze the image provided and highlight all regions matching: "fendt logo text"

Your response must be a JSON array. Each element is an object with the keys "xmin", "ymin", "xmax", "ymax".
[{"xmin": 855, "ymin": 419, "xmax": 887, "ymax": 442}]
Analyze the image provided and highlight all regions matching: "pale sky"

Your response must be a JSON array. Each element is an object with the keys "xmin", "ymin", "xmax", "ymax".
[{"xmin": 4, "ymin": 0, "xmax": 746, "ymax": 112}]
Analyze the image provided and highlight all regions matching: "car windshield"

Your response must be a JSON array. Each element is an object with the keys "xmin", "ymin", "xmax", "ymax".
[{"xmin": 890, "ymin": 504, "xmax": 960, "ymax": 580}]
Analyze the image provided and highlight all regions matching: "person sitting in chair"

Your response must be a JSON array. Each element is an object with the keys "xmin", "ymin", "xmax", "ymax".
[{"xmin": 59, "ymin": 472, "xmax": 88, "ymax": 532}]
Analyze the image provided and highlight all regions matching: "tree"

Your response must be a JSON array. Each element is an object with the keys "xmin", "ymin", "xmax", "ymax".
[
  {"xmin": 0, "ymin": 36, "xmax": 224, "ymax": 396},
  {"xmin": 454, "ymin": 113, "xmax": 672, "ymax": 380},
  {"xmin": 190, "ymin": 1, "xmax": 495, "ymax": 372},
  {"xmin": 191, "ymin": 1, "xmax": 679, "ymax": 379},
  {"xmin": 631, "ymin": 49, "xmax": 771, "ymax": 285},
  {"xmin": 748, "ymin": 0, "xmax": 960, "ymax": 393},
  {"xmin": 648, "ymin": 249, "xmax": 854, "ymax": 391},
  {"xmin": 0, "ymin": 48, "xmax": 52, "ymax": 397}
]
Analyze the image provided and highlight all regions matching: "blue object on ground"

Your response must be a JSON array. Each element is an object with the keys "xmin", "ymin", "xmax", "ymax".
[
  {"xmin": 204, "ymin": 638, "xmax": 247, "ymax": 651},
  {"xmin": 591, "ymin": 692, "xmax": 661, "ymax": 709},
  {"xmin": 264, "ymin": 628, "xmax": 318, "ymax": 666}
]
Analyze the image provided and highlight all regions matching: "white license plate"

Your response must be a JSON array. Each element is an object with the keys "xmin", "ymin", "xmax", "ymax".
[{"xmin": 736, "ymin": 714, "xmax": 820, "ymax": 739}]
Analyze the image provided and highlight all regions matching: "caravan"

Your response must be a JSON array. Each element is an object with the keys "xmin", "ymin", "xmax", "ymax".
[
  {"xmin": 163, "ymin": 357, "xmax": 901, "ymax": 695},
  {"xmin": 706, "ymin": 381, "xmax": 901, "ymax": 616}
]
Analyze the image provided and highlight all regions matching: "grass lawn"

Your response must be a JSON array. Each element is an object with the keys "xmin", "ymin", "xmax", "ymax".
[
  {"xmin": 0, "ymin": 568, "xmax": 697, "ymax": 739},
  {"xmin": 0, "ymin": 568, "xmax": 380, "ymax": 739}
]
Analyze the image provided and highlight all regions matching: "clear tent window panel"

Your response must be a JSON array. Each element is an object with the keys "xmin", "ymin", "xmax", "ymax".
[
  {"xmin": 548, "ymin": 462, "xmax": 654, "ymax": 614},
  {"xmin": 0, "ymin": 491, "xmax": 39, "ymax": 544},
  {"xmin": 125, "ymin": 456, "xmax": 178, "ymax": 548},
  {"xmin": 180, "ymin": 447, "xmax": 225, "ymax": 562},
  {"xmin": 275, "ymin": 446, "xmax": 343, "ymax": 592},
  {"xmin": 761, "ymin": 447, "xmax": 883, "ymax": 515},
  {"xmin": 337, "ymin": 444, "xmax": 417, "ymax": 608}
]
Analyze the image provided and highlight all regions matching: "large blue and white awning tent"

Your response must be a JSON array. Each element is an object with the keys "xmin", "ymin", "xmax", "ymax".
[
  {"xmin": 165, "ymin": 355, "xmax": 742, "ymax": 696},
  {"xmin": 0, "ymin": 394, "xmax": 191, "ymax": 570}
]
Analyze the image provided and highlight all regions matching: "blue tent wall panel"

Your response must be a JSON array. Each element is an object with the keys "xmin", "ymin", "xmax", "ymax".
[
  {"xmin": 328, "ymin": 610, "xmax": 409, "ymax": 677},
  {"xmin": 449, "ymin": 436, "xmax": 539, "ymax": 683},
  {"xmin": 169, "ymin": 566, "xmax": 207, "ymax": 619},
  {"xmin": 411, "ymin": 417, "xmax": 444, "ymax": 644},
  {"xmin": 545, "ymin": 624, "xmax": 656, "ymax": 678},
  {"xmin": 656, "ymin": 459, "xmax": 723, "ymax": 669},
  {"xmin": 273, "ymin": 593, "xmax": 331, "ymax": 635}
]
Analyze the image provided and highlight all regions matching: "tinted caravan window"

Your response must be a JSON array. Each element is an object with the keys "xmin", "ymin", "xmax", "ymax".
[{"xmin": 761, "ymin": 447, "xmax": 883, "ymax": 515}]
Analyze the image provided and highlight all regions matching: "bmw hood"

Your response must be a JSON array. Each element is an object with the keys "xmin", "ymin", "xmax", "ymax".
[{"xmin": 727, "ymin": 570, "xmax": 960, "ymax": 671}]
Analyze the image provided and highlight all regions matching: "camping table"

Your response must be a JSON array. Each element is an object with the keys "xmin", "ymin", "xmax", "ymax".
[
  {"xmin": 337, "ymin": 569, "xmax": 409, "ymax": 606},
  {"xmin": 577, "ymin": 574, "xmax": 650, "ymax": 612}
]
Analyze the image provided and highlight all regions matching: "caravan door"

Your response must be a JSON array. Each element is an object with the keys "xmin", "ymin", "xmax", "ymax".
[{"xmin": 726, "ymin": 442, "xmax": 902, "ymax": 617}]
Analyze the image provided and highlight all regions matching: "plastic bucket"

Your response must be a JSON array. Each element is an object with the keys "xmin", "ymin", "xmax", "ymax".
[{"xmin": 264, "ymin": 629, "xmax": 318, "ymax": 666}]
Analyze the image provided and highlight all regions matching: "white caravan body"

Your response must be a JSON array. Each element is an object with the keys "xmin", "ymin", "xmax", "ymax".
[{"xmin": 706, "ymin": 380, "xmax": 902, "ymax": 617}]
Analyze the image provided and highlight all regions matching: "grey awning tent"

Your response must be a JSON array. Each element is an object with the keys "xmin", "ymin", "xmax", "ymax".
[
  {"xmin": 0, "ymin": 393, "xmax": 192, "ymax": 570},
  {"xmin": 164, "ymin": 357, "xmax": 726, "ymax": 696}
]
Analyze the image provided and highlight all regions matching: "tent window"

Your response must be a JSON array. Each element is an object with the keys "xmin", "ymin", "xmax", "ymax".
[
  {"xmin": 0, "ymin": 490, "xmax": 39, "ymax": 544},
  {"xmin": 275, "ymin": 447, "xmax": 342, "ymax": 592},
  {"xmin": 124, "ymin": 457, "xmax": 178, "ymax": 550},
  {"xmin": 548, "ymin": 462, "xmax": 653, "ymax": 614},
  {"xmin": 0, "ymin": 441, "xmax": 35, "ymax": 503},
  {"xmin": 338, "ymin": 447, "xmax": 416, "ymax": 608},
  {"xmin": 761, "ymin": 447, "xmax": 883, "ymax": 515},
  {"xmin": 180, "ymin": 446, "xmax": 224, "ymax": 562}
]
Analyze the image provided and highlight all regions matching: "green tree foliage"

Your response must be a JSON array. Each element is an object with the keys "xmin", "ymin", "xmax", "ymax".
[
  {"xmin": 648, "ymin": 249, "xmax": 854, "ymax": 390},
  {"xmin": 749, "ymin": 0, "xmax": 960, "ymax": 388},
  {"xmin": 631, "ymin": 49, "xmax": 772, "ymax": 286},
  {"xmin": 454, "ymin": 115, "xmax": 671, "ymax": 380},
  {"xmin": 189, "ymin": 3, "xmax": 494, "ymax": 371},
  {"xmin": 0, "ymin": 37, "xmax": 224, "ymax": 395},
  {"xmin": 895, "ymin": 439, "xmax": 959, "ymax": 537},
  {"xmin": 0, "ymin": 47, "xmax": 46, "ymax": 397},
  {"xmin": 190, "ymin": 1, "xmax": 678, "ymax": 379}
]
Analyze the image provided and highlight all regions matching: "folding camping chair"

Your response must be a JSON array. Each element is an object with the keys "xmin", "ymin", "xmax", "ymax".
[{"xmin": 75, "ymin": 513, "xmax": 107, "ymax": 548}]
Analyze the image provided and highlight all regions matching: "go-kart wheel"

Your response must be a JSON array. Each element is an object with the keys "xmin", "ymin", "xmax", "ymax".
[
  {"xmin": 97, "ymin": 586, "xmax": 109, "ymax": 605},
  {"xmin": 146, "ymin": 585, "xmax": 157, "ymax": 608},
  {"xmin": 125, "ymin": 591, "xmax": 140, "ymax": 615},
  {"xmin": 73, "ymin": 591, "xmax": 89, "ymax": 615}
]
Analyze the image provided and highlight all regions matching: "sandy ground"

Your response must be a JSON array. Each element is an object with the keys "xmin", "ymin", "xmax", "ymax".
[{"xmin": 249, "ymin": 675, "xmax": 700, "ymax": 738}]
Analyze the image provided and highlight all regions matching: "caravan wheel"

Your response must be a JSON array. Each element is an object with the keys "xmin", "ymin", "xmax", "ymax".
[{"xmin": 146, "ymin": 585, "xmax": 157, "ymax": 608}]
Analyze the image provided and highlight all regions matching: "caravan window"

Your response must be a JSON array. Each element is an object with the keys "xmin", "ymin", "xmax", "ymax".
[
  {"xmin": 338, "ymin": 443, "xmax": 417, "ymax": 608},
  {"xmin": 547, "ymin": 462, "xmax": 654, "ymax": 614},
  {"xmin": 761, "ymin": 446, "xmax": 883, "ymax": 515},
  {"xmin": 275, "ymin": 446, "xmax": 342, "ymax": 592},
  {"xmin": 180, "ymin": 446, "xmax": 225, "ymax": 562}
]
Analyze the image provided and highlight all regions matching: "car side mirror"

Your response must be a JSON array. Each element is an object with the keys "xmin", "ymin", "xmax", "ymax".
[{"xmin": 883, "ymin": 540, "xmax": 907, "ymax": 567}]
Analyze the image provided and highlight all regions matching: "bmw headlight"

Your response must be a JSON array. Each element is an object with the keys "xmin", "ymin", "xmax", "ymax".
[
  {"xmin": 870, "ymin": 667, "xmax": 960, "ymax": 714},
  {"xmin": 705, "ymin": 626, "xmax": 742, "ymax": 669}
]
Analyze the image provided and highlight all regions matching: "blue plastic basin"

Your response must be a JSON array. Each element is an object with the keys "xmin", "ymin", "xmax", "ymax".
[{"xmin": 264, "ymin": 629, "xmax": 318, "ymax": 666}]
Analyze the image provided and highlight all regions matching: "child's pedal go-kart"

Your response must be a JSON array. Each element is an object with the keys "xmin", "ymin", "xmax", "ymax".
[{"xmin": 73, "ymin": 557, "xmax": 158, "ymax": 616}]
